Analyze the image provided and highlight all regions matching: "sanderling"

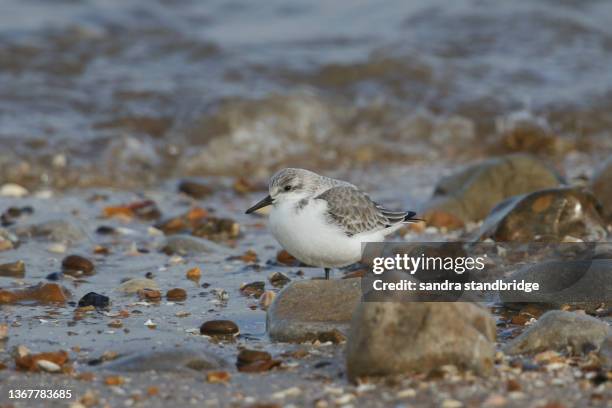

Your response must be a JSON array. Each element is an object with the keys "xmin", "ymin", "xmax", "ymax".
[{"xmin": 246, "ymin": 168, "xmax": 420, "ymax": 279}]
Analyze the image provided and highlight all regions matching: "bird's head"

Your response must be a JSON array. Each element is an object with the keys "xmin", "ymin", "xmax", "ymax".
[{"xmin": 245, "ymin": 168, "xmax": 317, "ymax": 214}]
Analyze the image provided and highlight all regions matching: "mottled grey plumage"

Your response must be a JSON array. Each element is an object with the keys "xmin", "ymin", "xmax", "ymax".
[
  {"xmin": 270, "ymin": 168, "xmax": 352, "ymax": 195},
  {"xmin": 316, "ymin": 186, "xmax": 416, "ymax": 236}
]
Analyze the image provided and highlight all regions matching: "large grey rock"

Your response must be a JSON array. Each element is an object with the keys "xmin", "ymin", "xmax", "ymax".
[
  {"xmin": 591, "ymin": 155, "xmax": 612, "ymax": 222},
  {"xmin": 267, "ymin": 278, "xmax": 362, "ymax": 343},
  {"xmin": 423, "ymin": 154, "xmax": 561, "ymax": 228},
  {"xmin": 100, "ymin": 348, "xmax": 226, "ymax": 372},
  {"xmin": 504, "ymin": 310, "xmax": 611, "ymax": 355},
  {"xmin": 346, "ymin": 302, "xmax": 496, "ymax": 381},
  {"xmin": 478, "ymin": 187, "xmax": 607, "ymax": 242},
  {"xmin": 500, "ymin": 259, "xmax": 612, "ymax": 312}
]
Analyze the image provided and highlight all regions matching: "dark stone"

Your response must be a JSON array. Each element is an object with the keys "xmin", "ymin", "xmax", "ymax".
[
  {"xmin": 1, "ymin": 206, "xmax": 33, "ymax": 226},
  {"xmin": 236, "ymin": 349, "xmax": 271, "ymax": 367},
  {"xmin": 269, "ymin": 272, "xmax": 291, "ymax": 288},
  {"xmin": 240, "ymin": 281, "xmax": 265, "ymax": 298},
  {"xmin": 178, "ymin": 180, "xmax": 213, "ymax": 199},
  {"xmin": 166, "ymin": 288, "xmax": 187, "ymax": 301},
  {"xmin": 62, "ymin": 255, "xmax": 95, "ymax": 276},
  {"xmin": 479, "ymin": 187, "xmax": 607, "ymax": 242},
  {"xmin": 78, "ymin": 292, "xmax": 110, "ymax": 309},
  {"xmin": 96, "ymin": 226, "xmax": 117, "ymax": 235},
  {"xmin": 200, "ymin": 320, "xmax": 239, "ymax": 336},
  {"xmin": 46, "ymin": 272, "xmax": 63, "ymax": 281}
]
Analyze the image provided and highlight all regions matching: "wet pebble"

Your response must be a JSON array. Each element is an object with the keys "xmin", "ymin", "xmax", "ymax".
[
  {"xmin": 37, "ymin": 359, "xmax": 61, "ymax": 373},
  {"xmin": 0, "ymin": 283, "xmax": 70, "ymax": 305},
  {"xmin": 240, "ymin": 281, "xmax": 265, "ymax": 298},
  {"xmin": 155, "ymin": 207, "xmax": 208, "ymax": 235},
  {"xmin": 200, "ymin": 320, "xmax": 239, "ymax": 337},
  {"xmin": 178, "ymin": 180, "xmax": 213, "ymax": 199},
  {"xmin": 206, "ymin": 370, "xmax": 231, "ymax": 383},
  {"xmin": 95, "ymin": 225, "xmax": 117, "ymax": 235},
  {"xmin": 45, "ymin": 272, "xmax": 63, "ymax": 281},
  {"xmin": 259, "ymin": 290, "xmax": 276, "ymax": 310},
  {"xmin": 118, "ymin": 278, "xmax": 159, "ymax": 294},
  {"xmin": 0, "ymin": 228, "xmax": 19, "ymax": 251},
  {"xmin": 15, "ymin": 349, "xmax": 69, "ymax": 372},
  {"xmin": 276, "ymin": 249, "xmax": 299, "ymax": 266},
  {"xmin": 138, "ymin": 288, "xmax": 161, "ymax": 301},
  {"xmin": 192, "ymin": 216, "xmax": 240, "ymax": 241},
  {"xmin": 236, "ymin": 349, "xmax": 280, "ymax": 372},
  {"xmin": 1, "ymin": 206, "xmax": 33, "ymax": 226},
  {"xmin": 62, "ymin": 255, "xmax": 95, "ymax": 277},
  {"xmin": 237, "ymin": 349, "xmax": 271, "ymax": 366},
  {"xmin": 78, "ymin": 292, "xmax": 110, "ymax": 309},
  {"xmin": 103, "ymin": 199, "xmax": 161, "ymax": 221},
  {"xmin": 186, "ymin": 266, "xmax": 202, "ymax": 282},
  {"xmin": 268, "ymin": 272, "xmax": 291, "ymax": 287},
  {"xmin": 166, "ymin": 288, "xmax": 187, "ymax": 301},
  {"xmin": 0, "ymin": 183, "xmax": 29, "ymax": 197},
  {"xmin": 0, "ymin": 260, "xmax": 25, "ymax": 278},
  {"xmin": 317, "ymin": 329, "xmax": 347, "ymax": 344}
]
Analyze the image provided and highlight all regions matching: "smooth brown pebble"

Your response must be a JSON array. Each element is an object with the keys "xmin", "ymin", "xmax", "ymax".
[
  {"xmin": 62, "ymin": 255, "xmax": 95, "ymax": 276},
  {"xmin": 200, "ymin": 320, "xmax": 239, "ymax": 336},
  {"xmin": 166, "ymin": 288, "xmax": 187, "ymax": 301}
]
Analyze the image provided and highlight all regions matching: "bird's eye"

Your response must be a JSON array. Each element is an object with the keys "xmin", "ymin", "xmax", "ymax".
[{"xmin": 284, "ymin": 185, "xmax": 292, "ymax": 191}]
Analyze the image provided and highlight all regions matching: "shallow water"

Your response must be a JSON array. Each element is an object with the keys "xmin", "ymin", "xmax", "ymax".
[{"xmin": 1, "ymin": 0, "xmax": 612, "ymax": 188}]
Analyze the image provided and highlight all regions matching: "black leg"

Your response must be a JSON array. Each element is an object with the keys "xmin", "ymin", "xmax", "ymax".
[{"xmin": 324, "ymin": 268, "xmax": 331, "ymax": 280}]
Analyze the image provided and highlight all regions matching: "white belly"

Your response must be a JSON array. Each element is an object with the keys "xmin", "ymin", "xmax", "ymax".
[{"xmin": 269, "ymin": 199, "xmax": 385, "ymax": 268}]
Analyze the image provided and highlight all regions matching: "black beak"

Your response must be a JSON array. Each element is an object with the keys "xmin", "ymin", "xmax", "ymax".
[{"xmin": 245, "ymin": 195, "xmax": 274, "ymax": 214}]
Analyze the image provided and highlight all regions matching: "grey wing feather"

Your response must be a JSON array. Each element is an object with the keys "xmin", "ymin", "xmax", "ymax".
[{"xmin": 316, "ymin": 186, "xmax": 416, "ymax": 236}]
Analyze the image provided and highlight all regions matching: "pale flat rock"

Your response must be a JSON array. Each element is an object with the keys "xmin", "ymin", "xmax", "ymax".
[
  {"xmin": 117, "ymin": 278, "xmax": 159, "ymax": 294},
  {"xmin": 267, "ymin": 278, "xmax": 362, "ymax": 343}
]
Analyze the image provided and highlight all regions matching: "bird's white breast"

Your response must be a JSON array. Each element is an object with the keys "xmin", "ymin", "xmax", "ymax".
[{"xmin": 268, "ymin": 198, "xmax": 384, "ymax": 268}]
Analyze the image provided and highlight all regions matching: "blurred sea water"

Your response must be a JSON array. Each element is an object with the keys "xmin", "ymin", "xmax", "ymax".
[{"xmin": 1, "ymin": 0, "xmax": 611, "ymax": 188}]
